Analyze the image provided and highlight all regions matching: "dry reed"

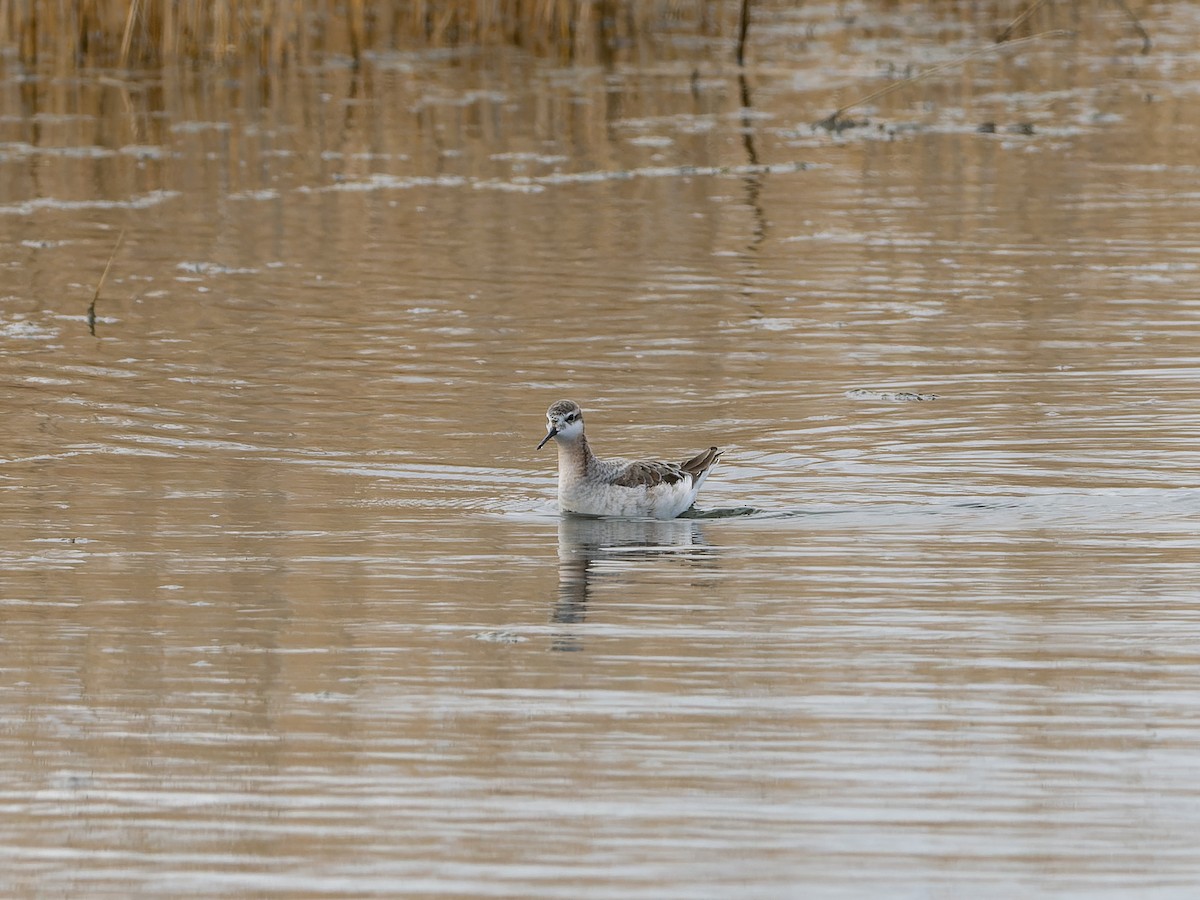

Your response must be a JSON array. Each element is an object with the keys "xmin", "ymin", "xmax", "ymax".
[
  {"xmin": 87, "ymin": 230, "xmax": 125, "ymax": 337},
  {"xmin": 0, "ymin": 1, "xmax": 1152, "ymax": 70},
  {"xmin": 0, "ymin": 0, "xmax": 714, "ymax": 68}
]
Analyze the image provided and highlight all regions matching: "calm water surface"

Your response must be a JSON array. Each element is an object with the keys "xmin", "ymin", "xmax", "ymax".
[{"xmin": 3, "ymin": 3, "xmax": 1200, "ymax": 896}]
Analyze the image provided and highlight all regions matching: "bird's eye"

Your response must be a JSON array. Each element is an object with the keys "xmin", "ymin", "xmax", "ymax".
[{"xmin": 566, "ymin": 413, "xmax": 578, "ymax": 423}]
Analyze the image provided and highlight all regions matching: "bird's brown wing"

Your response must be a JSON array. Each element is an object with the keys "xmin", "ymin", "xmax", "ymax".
[
  {"xmin": 610, "ymin": 447, "xmax": 723, "ymax": 488},
  {"xmin": 610, "ymin": 459, "xmax": 687, "ymax": 488}
]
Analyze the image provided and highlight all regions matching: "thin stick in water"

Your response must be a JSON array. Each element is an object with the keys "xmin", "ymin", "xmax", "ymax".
[
  {"xmin": 995, "ymin": 0, "xmax": 1051, "ymax": 45},
  {"xmin": 736, "ymin": 0, "xmax": 752, "ymax": 67},
  {"xmin": 88, "ymin": 230, "xmax": 125, "ymax": 336},
  {"xmin": 998, "ymin": 0, "xmax": 1149, "ymax": 54},
  {"xmin": 1110, "ymin": 0, "xmax": 1151, "ymax": 53}
]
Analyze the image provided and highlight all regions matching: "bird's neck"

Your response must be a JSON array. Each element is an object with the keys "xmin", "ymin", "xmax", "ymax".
[{"xmin": 557, "ymin": 433, "xmax": 595, "ymax": 481}]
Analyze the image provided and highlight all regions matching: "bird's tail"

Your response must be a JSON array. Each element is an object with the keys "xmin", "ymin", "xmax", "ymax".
[{"xmin": 680, "ymin": 446, "xmax": 722, "ymax": 482}]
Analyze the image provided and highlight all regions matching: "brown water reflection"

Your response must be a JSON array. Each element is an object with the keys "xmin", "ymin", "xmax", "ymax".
[{"xmin": 4, "ymin": 3, "xmax": 1200, "ymax": 897}]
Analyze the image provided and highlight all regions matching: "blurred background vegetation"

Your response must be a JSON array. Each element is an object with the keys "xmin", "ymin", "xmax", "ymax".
[
  {"xmin": 0, "ymin": 1, "xmax": 1089, "ymax": 70},
  {"xmin": 1, "ymin": 0, "xmax": 747, "ymax": 67}
]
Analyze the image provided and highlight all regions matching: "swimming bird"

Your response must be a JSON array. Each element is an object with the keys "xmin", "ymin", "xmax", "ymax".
[{"xmin": 537, "ymin": 399, "xmax": 723, "ymax": 519}]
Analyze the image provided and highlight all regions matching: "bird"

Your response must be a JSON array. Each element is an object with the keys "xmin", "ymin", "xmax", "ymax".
[{"xmin": 537, "ymin": 399, "xmax": 723, "ymax": 519}]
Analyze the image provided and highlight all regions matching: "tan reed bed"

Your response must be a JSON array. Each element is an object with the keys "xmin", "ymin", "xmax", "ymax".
[{"xmin": 0, "ymin": 0, "xmax": 723, "ymax": 68}]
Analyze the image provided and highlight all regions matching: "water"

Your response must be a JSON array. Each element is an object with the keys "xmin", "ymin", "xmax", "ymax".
[{"xmin": 3, "ymin": 3, "xmax": 1200, "ymax": 896}]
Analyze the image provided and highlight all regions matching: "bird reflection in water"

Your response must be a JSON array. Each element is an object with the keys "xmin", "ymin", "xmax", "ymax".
[{"xmin": 552, "ymin": 514, "xmax": 718, "ymax": 651}]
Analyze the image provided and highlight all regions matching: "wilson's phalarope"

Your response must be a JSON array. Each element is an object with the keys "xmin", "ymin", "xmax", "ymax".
[{"xmin": 537, "ymin": 399, "xmax": 723, "ymax": 519}]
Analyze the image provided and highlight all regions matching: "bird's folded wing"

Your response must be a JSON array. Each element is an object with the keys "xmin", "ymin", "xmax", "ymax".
[{"xmin": 610, "ymin": 460, "xmax": 687, "ymax": 488}]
